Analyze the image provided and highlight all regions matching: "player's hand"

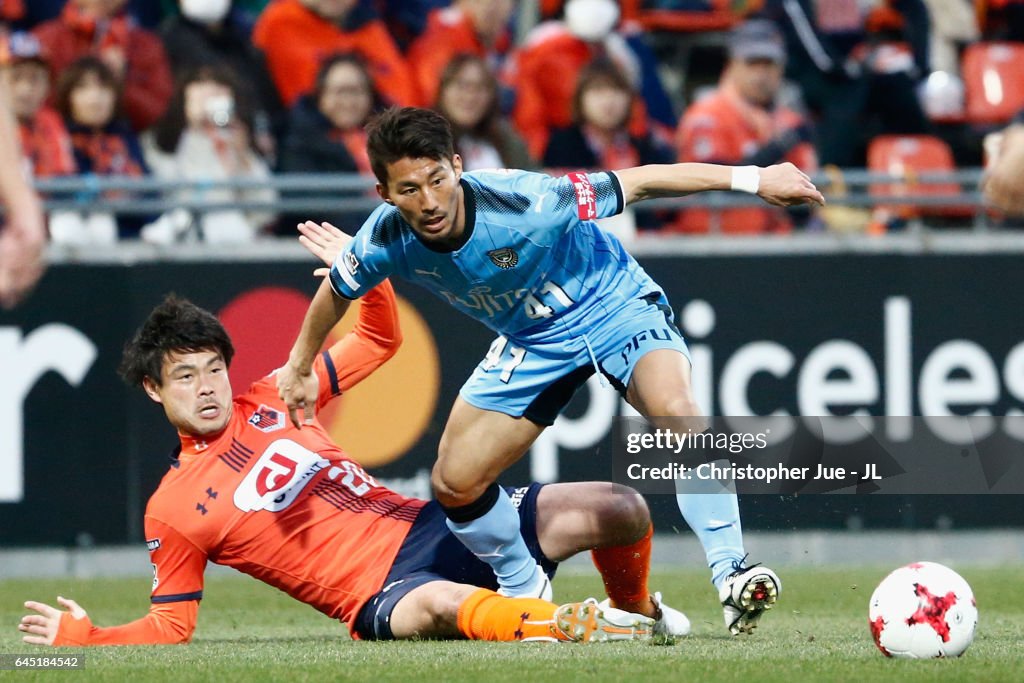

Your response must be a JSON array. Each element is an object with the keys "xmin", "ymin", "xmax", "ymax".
[
  {"xmin": 276, "ymin": 361, "xmax": 319, "ymax": 428},
  {"xmin": 298, "ymin": 221, "xmax": 352, "ymax": 278},
  {"xmin": 0, "ymin": 203, "xmax": 47, "ymax": 310},
  {"xmin": 756, "ymin": 162, "xmax": 826, "ymax": 208},
  {"xmin": 19, "ymin": 596, "xmax": 87, "ymax": 646},
  {"xmin": 982, "ymin": 124, "xmax": 1024, "ymax": 215}
]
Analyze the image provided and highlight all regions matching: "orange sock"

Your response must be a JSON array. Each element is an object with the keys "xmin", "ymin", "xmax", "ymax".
[
  {"xmin": 456, "ymin": 588, "xmax": 569, "ymax": 642},
  {"xmin": 591, "ymin": 523, "xmax": 653, "ymax": 614}
]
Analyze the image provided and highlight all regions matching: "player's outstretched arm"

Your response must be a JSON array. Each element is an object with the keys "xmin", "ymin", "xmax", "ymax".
[
  {"xmin": 19, "ymin": 596, "xmax": 197, "ymax": 646},
  {"xmin": 615, "ymin": 162, "xmax": 825, "ymax": 208},
  {"xmin": 279, "ymin": 277, "xmax": 352, "ymax": 427}
]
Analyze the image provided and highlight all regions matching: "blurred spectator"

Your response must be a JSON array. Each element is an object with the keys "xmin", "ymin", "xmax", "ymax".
[
  {"xmin": 33, "ymin": 0, "xmax": 174, "ymax": 132},
  {"xmin": 1, "ymin": 32, "xmax": 76, "ymax": 178},
  {"xmin": 543, "ymin": 58, "xmax": 671, "ymax": 236},
  {"xmin": 764, "ymin": 0, "xmax": 930, "ymax": 166},
  {"xmin": 277, "ymin": 53, "xmax": 379, "ymax": 231},
  {"xmin": 14, "ymin": 0, "xmax": 169, "ymax": 29},
  {"xmin": 363, "ymin": 0, "xmax": 451, "ymax": 48},
  {"xmin": 407, "ymin": 0, "xmax": 515, "ymax": 107},
  {"xmin": 544, "ymin": 58, "xmax": 671, "ymax": 170},
  {"xmin": 673, "ymin": 19, "xmax": 817, "ymax": 234},
  {"xmin": 509, "ymin": 0, "xmax": 674, "ymax": 159},
  {"xmin": 436, "ymin": 54, "xmax": 534, "ymax": 171},
  {"xmin": 279, "ymin": 53, "xmax": 378, "ymax": 175},
  {"xmin": 252, "ymin": 0, "xmax": 419, "ymax": 109},
  {"xmin": 142, "ymin": 65, "xmax": 278, "ymax": 244},
  {"xmin": 53, "ymin": 55, "xmax": 148, "ymax": 243},
  {"xmin": 160, "ymin": 0, "xmax": 284, "ymax": 163}
]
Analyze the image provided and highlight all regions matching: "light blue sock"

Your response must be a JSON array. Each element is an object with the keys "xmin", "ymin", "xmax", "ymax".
[
  {"xmin": 676, "ymin": 491, "xmax": 746, "ymax": 590},
  {"xmin": 445, "ymin": 487, "xmax": 537, "ymax": 591}
]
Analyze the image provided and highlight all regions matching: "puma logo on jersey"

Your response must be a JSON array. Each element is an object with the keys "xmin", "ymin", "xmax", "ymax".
[{"xmin": 414, "ymin": 267, "xmax": 442, "ymax": 278}]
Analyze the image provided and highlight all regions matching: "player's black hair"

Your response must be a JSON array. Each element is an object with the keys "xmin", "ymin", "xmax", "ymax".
[
  {"xmin": 365, "ymin": 106, "xmax": 455, "ymax": 185},
  {"xmin": 118, "ymin": 294, "xmax": 235, "ymax": 388}
]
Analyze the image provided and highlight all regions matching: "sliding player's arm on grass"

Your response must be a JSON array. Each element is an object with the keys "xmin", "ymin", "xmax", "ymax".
[{"xmin": 19, "ymin": 519, "xmax": 205, "ymax": 646}]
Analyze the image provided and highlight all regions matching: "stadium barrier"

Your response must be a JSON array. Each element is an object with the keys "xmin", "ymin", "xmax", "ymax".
[
  {"xmin": 1, "ymin": 238, "xmax": 1023, "ymax": 546},
  {"xmin": 30, "ymin": 168, "xmax": 1004, "ymax": 231}
]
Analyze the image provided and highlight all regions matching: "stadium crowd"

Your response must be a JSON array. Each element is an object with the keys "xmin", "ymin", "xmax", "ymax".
[{"xmin": 1, "ymin": 0, "xmax": 1023, "ymax": 243}]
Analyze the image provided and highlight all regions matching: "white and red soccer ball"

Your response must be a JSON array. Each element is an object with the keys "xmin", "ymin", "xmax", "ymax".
[{"xmin": 868, "ymin": 561, "xmax": 977, "ymax": 659}]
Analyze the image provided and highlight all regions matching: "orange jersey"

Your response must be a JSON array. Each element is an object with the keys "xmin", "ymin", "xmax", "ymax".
[
  {"xmin": 253, "ymin": 0, "xmax": 420, "ymax": 108},
  {"xmin": 54, "ymin": 281, "xmax": 424, "ymax": 647},
  {"xmin": 673, "ymin": 85, "xmax": 817, "ymax": 234}
]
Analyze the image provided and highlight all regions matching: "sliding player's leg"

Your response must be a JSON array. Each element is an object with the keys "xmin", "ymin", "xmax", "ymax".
[
  {"xmin": 380, "ymin": 580, "xmax": 653, "ymax": 643},
  {"xmin": 534, "ymin": 482, "xmax": 690, "ymax": 637}
]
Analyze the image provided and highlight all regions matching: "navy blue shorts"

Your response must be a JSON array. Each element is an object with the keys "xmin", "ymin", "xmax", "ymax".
[{"xmin": 353, "ymin": 483, "xmax": 557, "ymax": 640}]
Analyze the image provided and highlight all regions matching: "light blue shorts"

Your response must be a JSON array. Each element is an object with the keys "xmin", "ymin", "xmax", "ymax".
[{"xmin": 459, "ymin": 291, "xmax": 690, "ymax": 425}]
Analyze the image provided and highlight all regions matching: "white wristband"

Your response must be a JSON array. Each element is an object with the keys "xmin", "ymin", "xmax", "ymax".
[{"xmin": 730, "ymin": 166, "xmax": 760, "ymax": 194}]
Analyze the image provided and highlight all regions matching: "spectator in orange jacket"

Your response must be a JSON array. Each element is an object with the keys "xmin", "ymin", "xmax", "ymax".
[
  {"xmin": 407, "ymin": 0, "xmax": 515, "ymax": 107},
  {"xmin": 253, "ymin": 0, "xmax": 419, "ymax": 109},
  {"xmin": 508, "ymin": 0, "xmax": 658, "ymax": 160},
  {"xmin": 673, "ymin": 20, "xmax": 818, "ymax": 234},
  {"xmin": 32, "ymin": 0, "xmax": 173, "ymax": 132},
  {"xmin": 1, "ymin": 32, "xmax": 75, "ymax": 179}
]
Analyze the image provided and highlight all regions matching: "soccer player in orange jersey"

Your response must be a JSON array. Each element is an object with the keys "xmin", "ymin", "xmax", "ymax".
[{"xmin": 18, "ymin": 278, "xmax": 685, "ymax": 646}]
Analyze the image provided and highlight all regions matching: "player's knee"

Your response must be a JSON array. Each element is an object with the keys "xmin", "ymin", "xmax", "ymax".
[
  {"xmin": 602, "ymin": 486, "xmax": 651, "ymax": 543},
  {"xmin": 431, "ymin": 463, "xmax": 488, "ymax": 508},
  {"xmin": 660, "ymin": 395, "xmax": 702, "ymax": 418},
  {"xmin": 423, "ymin": 588, "xmax": 463, "ymax": 630}
]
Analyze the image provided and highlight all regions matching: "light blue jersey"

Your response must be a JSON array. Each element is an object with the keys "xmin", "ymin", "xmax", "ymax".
[{"xmin": 328, "ymin": 169, "xmax": 660, "ymax": 342}]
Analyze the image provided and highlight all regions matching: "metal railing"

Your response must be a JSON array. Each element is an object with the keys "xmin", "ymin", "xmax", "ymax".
[{"xmin": 30, "ymin": 167, "xmax": 1005, "ymax": 230}]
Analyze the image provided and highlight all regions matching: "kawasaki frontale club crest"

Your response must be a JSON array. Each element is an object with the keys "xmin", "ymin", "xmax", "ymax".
[{"xmin": 487, "ymin": 247, "xmax": 518, "ymax": 269}]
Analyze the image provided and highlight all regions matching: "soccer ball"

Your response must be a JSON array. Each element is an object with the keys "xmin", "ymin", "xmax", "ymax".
[{"xmin": 868, "ymin": 562, "xmax": 977, "ymax": 658}]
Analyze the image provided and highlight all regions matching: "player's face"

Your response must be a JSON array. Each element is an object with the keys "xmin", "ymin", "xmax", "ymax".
[
  {"xmin": 145, "ymin": 350, "xmax": 233, "ymax": 437},
  {"xmin": 378, "ymin": 155, "xmax": 466, "ymax": 246}
]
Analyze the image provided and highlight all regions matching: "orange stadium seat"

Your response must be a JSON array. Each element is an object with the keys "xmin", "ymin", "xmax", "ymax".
[
  {"xmin": 962, "ymin": 41, "xmax": 1024, "ymax": 125},
  {"xmin": 867, "ymin": 135, "xmax": 970, "ymax": 219}
]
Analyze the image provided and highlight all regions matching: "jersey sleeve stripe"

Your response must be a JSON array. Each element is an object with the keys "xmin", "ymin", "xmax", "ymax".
[
  {"xmin": 607, "ymin": 171, "xmax": 625, "ymax": 215},
  {"xmin": 328, "ymin": 268, "xmax": 358, "ymax": 300},
  {"xmin": 151, "ymin": 591, "xmax": 203, "ymax": 604},
  {"xmin": 321, "ymin": 350, "xmax": 341, "ymax": 396}
]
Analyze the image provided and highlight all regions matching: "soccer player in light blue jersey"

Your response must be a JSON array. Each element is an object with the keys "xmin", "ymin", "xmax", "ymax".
[{"xmin": 279, "ymin": 107, "xmax": 825, "ymax": 635}]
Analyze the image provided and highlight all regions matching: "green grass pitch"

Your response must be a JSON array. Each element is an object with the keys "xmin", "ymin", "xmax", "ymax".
[{"xmin": 1, "ymin": 566, "xmax": 1021, "ymax": 682}]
